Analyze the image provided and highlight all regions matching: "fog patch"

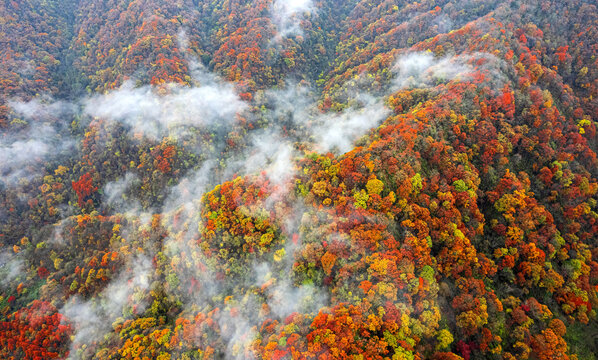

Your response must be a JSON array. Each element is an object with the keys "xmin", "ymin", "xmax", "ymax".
[
  {"xmin": 393, "ymin": 51, "xmax": 509, "ymax": 90},
  {"xmin": 84, "ymin": 81, "xmax": 244, "ymax": 140},
  {"xmin": 1, "ymin": 99, "xmax": 76, "ymax": 185},
  {"xmin": 271, "ymin": 0, "xmax": 316, "ymax": 37},
  {"xmin": 62, "ymin": 255, "xmax": 152, "ymax": 359},
  {"xmin": 0, "ymin": 251, "xmax": 24, "ymax": 287}
]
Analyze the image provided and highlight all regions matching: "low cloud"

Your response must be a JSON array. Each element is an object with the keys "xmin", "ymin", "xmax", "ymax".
[
  {"xmin": 264, "ymin": 84, "xmax": 390, "ymax": 154},
  {"xmin": 271, "ymin": 0, "xmax": 316, "ymax": 36},
  {"xmin": 311, "ymin": 96, "xmax": 390, "ymax": 153},
  {"xmin": 84, "ymin": 71, "xmax": 246, "ymax": 141},
  {"xmin": 102, "ymin": 173, "xmax": 142, "ymax": 212},
  {"xmin": 0, "ymin": 251, "xmax": 24, "ymax": 287},
  {"xmin": 392, "ymin": 51, "xmax": 508, "ymax": 90},
  {"xmin": 9, "ymin": 98, "xmax": 77, "ymax": 122},
  {"xmin": 0, "ymin": 129, "xmax": 51, "ymax": 183},
  {"xmin": 240, "ymin": 130, "xmax": 296, "ymax": 187},
  {"xmin": 392, "ymin": 51, "xmax": 473, "ymax": 89},
  {"xmin": 62, "ymin": 255, "xmax": 152, "ymax": 359},
  {"xmin": 1, "ymin": 99, "xmax": 76, "ymax": 185}
]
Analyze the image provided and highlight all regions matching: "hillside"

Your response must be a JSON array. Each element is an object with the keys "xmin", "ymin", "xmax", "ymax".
[{"xmin": 0, "ymin": 0, "xmax": 597, "ymax": 359}]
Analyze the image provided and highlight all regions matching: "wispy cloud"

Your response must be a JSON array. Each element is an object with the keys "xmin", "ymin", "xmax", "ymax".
[
  {"xmin": 84, "ymin": 77, "xmax": 246, "ymax": 140},
  {"xmin": 392, "ymin": 51, "xmax": 472, "ymax": 89},
  {"xmin": 1, "ymin": 99, "xmax": 76, "ymax": 185},
  {"xmin": 0, "ymin": 251, "xmax": 24, "ymax": 288},
  {"xmin": 62, "ymin": 255, "xmax": 152, "ymax": 359},
  {"xmin": 310, "ymin": 95, "xmax": 390, "ymax": 153},
  {"xmin": 271, "ymin": 0, "xmax": 316, "ymax": 36},
  {"xmin": 392, "ymin": 51, "xmax": 508, "ymax": 90}
]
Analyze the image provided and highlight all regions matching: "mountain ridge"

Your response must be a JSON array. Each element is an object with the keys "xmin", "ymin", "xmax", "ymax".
[{"xmin": 0, "ymin": 1, "xmax": 597, "ymax": 359}]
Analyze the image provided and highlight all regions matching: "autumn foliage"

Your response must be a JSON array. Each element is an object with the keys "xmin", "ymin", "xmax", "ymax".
[
  {"xmin": 0, "ymin": 0, "xmax": 597, "ymax": 359},
  {"xmin": 0, "ymin": 301, "xmax": 72, "ymax": 360}
]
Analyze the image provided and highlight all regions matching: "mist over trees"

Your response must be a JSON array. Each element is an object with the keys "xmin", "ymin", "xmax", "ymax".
[{"xmin": 1, "ymin": 0, "xmax": 597, "ymax": 359}]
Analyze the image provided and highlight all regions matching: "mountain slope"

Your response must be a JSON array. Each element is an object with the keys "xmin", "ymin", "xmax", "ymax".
[{"xmin": 0, "ymin": 1, "xmax": 597, "ymax": 359}]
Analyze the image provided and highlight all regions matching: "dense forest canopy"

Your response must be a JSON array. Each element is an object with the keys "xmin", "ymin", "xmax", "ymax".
[{"xmin": 0, "ymin": 0, "xmax": 597, "ymax": 359}]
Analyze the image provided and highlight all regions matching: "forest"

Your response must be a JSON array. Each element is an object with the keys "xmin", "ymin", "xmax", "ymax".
[{"xmin": 0, "ymin": 0, "xmax": 597, "ymax": 359}]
